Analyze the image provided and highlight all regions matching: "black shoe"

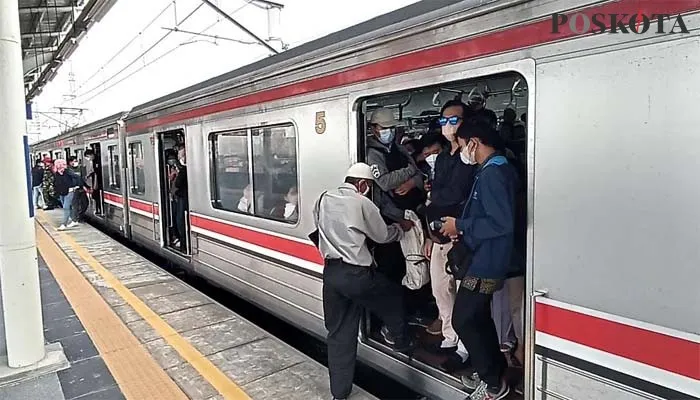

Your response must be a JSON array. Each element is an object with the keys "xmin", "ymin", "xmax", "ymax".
[
  {"xmin": 425, "ymin": 342, "xmax": 458, "ymax": 355},
  {"xmin": 407, "ymin": 314, "xmax": 432, "ymax": 328},
  {"xmin": 439, "ymin": 352, "xmax": 471, "ymax": 373},
  {"xmin": 380, "ymin": 326, "xmax": 415, "ymax": 353},
  {"xmin": 392, "ymin": 336, "xmax": 416, "ymax": 354}
]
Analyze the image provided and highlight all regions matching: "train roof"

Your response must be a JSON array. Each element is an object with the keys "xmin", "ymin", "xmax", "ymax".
[
  {"xmin": 32, "ymin": 110, "xmax": 126, "ymax": 149},
  {"xmin": 127, "ymin": 0, "xmax": 495, "ymax": 117}
]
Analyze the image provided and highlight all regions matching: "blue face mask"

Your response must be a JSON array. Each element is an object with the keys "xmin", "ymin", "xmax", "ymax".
[{"xmin": 379, "ymin": 128, "xmax": 395, "ymax": 145}]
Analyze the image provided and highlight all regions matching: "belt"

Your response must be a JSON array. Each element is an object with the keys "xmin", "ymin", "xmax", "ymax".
[
  {"xmin": 460, "ymin": 276, "xmax": 503, "ymax": 294},
  {"xmin": 324, "ymin": 258, "xmax": 372, "ymax": 269}
]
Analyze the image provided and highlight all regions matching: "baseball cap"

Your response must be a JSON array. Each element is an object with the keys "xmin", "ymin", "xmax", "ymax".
[{"xmin": 369, "ymin": 108, "xmax": 399, "ymax": 128}]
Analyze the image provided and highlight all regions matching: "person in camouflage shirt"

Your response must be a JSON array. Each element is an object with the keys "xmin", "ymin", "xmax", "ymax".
[{"xmin": 41, "ymin": 158, "xmax": 58, "ymax": 209}]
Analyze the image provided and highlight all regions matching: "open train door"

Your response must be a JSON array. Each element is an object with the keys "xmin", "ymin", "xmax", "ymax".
[{"xmin": 155, "ymin": 129, "xmax": 191, "ymax": 256}]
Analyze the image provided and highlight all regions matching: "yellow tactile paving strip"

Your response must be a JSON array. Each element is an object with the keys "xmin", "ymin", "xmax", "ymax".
[
  {"xmin": 36, "ymin": 211, "xmax": 252, "ymax": 400},
  {"xmin": 36, "ymin": 220, "xmax": 188, "ymax": 400}
]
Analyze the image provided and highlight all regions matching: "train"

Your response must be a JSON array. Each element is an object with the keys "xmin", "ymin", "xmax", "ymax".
[{"xmin": 31, "ymin": 0, "xmax": 700, "ymax": 399}]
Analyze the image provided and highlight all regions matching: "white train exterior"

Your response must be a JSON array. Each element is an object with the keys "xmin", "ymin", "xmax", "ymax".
[{"xmin": 32, "ymin": 0, "xmax": 700, "ymax": 399}]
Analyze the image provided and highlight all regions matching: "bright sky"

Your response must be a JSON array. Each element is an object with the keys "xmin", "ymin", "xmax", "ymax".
[{"xmin": 33, "ymin": 0, "xmax": 419, "ymax": 140}]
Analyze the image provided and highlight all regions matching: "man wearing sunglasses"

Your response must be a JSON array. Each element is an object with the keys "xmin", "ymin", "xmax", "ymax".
[{"xmin": 423, "ymin": 100, "xmax": 477, "ymax": 369}]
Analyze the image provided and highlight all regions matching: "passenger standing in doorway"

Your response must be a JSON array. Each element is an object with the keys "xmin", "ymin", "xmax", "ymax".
[
  {"xmin": 53, "ymin": 159, "xmax": 83, "ymax": 230},
  {"xmin": 314, "ymin": 163, "xmax": 414, "ymax": 400},
  {"xmin": 84, "ymin": 150, "xmax": 103, "ymax": 215},
  {"xmin": 173, "ymin": 148, "xmax": 188, "ymax": 252},
  {"xmin": 440, "ymin": 119, "xmax": 517, "ymax": 400},
  {"xmin": 42, "ymin": 157, "xmax": 57, "ymax": 210},
  {"xmin": 423, "ymin": 101, "xmax": 476, "ymax": 366},
  {"xmin": 32, "ymin": 159, "xmax": 45, "ymax": 209},
  {"xmin": 366, "ymin": 107, "xmax": 429, "ymax": 326}
]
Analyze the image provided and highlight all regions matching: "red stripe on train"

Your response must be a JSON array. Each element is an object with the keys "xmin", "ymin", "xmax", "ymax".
[
  {"xmin": 535, "ymin": 302, "xmax": 700, "ymax": 380},
  {"xmin": 129, "ymin": 199, "xmax": 156, "ymax": 214},
  {"xmin": 103, "ymin": 192, "xmax": 122, "ymax": 203},
  {"xmin": 190, "ymin": 215, "xmax": 324, "ymax": 265},
  {"xmin": 127, "ymin": 0, "xmax": 700, "ymax": 133}
]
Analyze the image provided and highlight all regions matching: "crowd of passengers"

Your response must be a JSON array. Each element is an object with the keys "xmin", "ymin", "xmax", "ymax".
[
  {"xmin": 314, "ymin": 91, "xmax": 526, "ymax": 400},
  {"xmin": 30, "ymin": 151, "xmax": 102, "ymax": 230}
]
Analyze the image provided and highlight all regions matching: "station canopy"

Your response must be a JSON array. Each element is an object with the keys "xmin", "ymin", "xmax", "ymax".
[{"xmin": 19, "ymin": 0, "xmax": 117, "ymax": 102}]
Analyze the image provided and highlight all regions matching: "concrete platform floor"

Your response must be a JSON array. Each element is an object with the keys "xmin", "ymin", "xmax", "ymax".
[{"xmin": 33, "ymin": 209, "xmax": 375, "ymax": 400}]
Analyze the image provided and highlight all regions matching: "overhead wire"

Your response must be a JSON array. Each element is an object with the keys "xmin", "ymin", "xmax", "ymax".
[
  {"xmin": 72, "ymin": 2, "xmax": 205, "ymax": 101},
  {"xmin": 74, "ymin": 0, "xmax": 257, "ymax": 105},
  {"xmin": 74, "ymin": 1, "xmax": 175, "ymax": 92},
  {"xmin": 76, "ymin": 17, "xmax": 225, "ymax": 105}
]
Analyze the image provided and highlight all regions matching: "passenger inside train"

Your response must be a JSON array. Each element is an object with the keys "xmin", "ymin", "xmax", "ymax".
[
  {"xmin": 356, "ymin": 71, "xmax": 528, "ymax": 396},
  {"xmin": 212, "ymin": 124, "xmax": 299, "ymax": 224},
  {"xmin": 159, "ymin": 130, "xmax": 190, "ymax": 253}
]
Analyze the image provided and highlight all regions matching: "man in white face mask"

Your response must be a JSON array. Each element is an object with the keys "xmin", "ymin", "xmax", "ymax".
[
  {"xmin": 422, "ymin": 100, "xmax": 476, "ymax": 368},
  {"xmin": 312, "ymin": 162, "xmax": 414, "ymax": 400},
  {"xmin": 439, "ymin": 119, "xmax": 518, "ymax": 400},
  {"xmin": 366, "ymin": 107, "xmax": 429, "ymax": 328}
]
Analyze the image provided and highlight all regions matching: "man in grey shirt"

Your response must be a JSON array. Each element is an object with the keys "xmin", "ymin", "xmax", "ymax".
[{"xmin": 313, "ymin": 162, "xmax": 414, "ymax": 400}]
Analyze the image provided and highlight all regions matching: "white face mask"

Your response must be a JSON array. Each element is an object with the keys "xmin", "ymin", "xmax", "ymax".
[
  {"xmin": 425, "ymin": 153, "xmax": 438, "ymax": 170},
  {"xmin": 238, "ymin": 196, "xmax": 251, "ymax": 212},
  {"xmin": 360, "ymin": 180, "xmax": 371, "ymax": 196},
  {"xmin": 179, "ymin": 157, "xmax": 186, "ymax": 166},
  {"xmin": 378, "ymin": 128, "xmax": 395, "ymax": 145},
  {"xmin": 441, "ymin": 124, "xmax": 458, "ymax": 141},
  {"xmin": 284, "ymin": 203, "xmax": 296, "ymax": 219},
  {"xmin": 460, "ymin": 141, "xmax": 478, "ymax": 165}
]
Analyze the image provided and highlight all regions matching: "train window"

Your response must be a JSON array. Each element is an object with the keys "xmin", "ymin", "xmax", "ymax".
[
  {"xmin": 210, "ymin": 130, "xmax": 250, "ymax": 213},
  {"xmin": 251, "ymin": 124, "xmax": 298, "ymax": 223},
  {"xmin": 107, "ymin": 145, "xmax": 121, "ymax": 190},
  {"xmin": 128, "ymin": 142, "xmax": 145, "ymax": 195}
]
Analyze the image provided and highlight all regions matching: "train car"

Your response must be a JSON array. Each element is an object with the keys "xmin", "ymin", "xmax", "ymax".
[{"xmin": 32, "ymin": 0, "xmax": 700, "ymax": 399}]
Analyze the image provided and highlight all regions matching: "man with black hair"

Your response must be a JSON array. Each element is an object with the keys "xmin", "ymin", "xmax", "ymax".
[
  {"xmin": 439, "ymin": 119, "xmax": 517, "ymax": 400},
  {"xmin": 423, "ymin": 100, "xmax": 476, "ymax": 366},
  {"xmin": 314, "ymin": 163, "xmax": 414, "ymax": 400},
  {"xmin": 84, "ymin": 149, "xmax": 102, "ymax": 215}
]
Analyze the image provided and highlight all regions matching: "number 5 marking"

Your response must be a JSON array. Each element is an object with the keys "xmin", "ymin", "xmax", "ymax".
[{"xmin": 315, "ymin": 111, "xmax": 326, "ymax": 134}]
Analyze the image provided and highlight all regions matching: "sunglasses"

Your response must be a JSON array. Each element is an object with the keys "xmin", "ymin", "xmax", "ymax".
[{"xmin": 438, "ymin": 116, "xmax": 462, "ymax": 126}]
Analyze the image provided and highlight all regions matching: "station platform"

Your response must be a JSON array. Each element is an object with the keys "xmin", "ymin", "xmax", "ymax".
[{"xmin": 17, "ymin": 209, "xmax": 376, "ymax": 400}]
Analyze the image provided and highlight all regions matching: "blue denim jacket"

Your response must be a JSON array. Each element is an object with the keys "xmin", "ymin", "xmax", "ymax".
[{"xmin": 456, "ymin": 154, "xmax": 518, "ymax": 280}]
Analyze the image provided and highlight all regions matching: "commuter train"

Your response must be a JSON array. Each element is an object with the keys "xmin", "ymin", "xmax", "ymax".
[{"xmin": 32, "ymin": 0, "xmax": 700, "ymax": 399}]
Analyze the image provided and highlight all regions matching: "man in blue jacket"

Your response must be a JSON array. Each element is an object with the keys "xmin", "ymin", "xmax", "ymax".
[{"xmin": 440, "ymin": 119, "xmax": 517, "ymax": 400}]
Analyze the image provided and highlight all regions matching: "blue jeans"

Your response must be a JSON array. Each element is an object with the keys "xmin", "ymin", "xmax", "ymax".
[
  {"xmin": 33, "ymin": 185, "xmax": 44, "ymax": 209},
  {"xmin": 60, "ymin": 192, "xmax": 75, "ymax": 225}
]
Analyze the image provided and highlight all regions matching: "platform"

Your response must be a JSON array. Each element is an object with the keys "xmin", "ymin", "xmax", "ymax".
[{"xmin": 28, "ymin": 209, "xmax": 375, "ymax": 400}]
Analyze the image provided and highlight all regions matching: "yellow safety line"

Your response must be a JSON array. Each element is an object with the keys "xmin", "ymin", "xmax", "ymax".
[
  {"xmin": 36, "ymin": 211, "xmax": 251, "ymax": 400},
  {"xmin": 36, "ymin": 220, "xmax": 189, "ymax": 400}
]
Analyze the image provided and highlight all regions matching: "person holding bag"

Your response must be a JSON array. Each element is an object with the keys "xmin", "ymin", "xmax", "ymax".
[{"xmin": 439, "ymin": 119, "xmax": 518, "ymax": 400}]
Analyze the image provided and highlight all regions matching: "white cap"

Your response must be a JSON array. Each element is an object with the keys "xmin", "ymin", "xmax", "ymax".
[
  {"xmin": 345, "ymin": 162, "xmax": 375, "ymax": 180},
  {"xmin": 369, "ymin": 107, "xmax": 399, "ymax": 128}
]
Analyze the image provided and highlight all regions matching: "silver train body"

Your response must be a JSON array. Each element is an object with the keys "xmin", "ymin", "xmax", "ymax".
[{"xmin": 33, "ymin": 1, "xmax": 700, "ymax": 399}]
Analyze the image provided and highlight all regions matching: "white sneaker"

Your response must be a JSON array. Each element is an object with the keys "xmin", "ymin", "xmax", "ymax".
[
  {"xmin": 67, "ymin": 221, "xmax": 79, "ymax": 228},
  {"xmin": 57, "ymin": 225, "xmax": 67, "ymax": 231}
]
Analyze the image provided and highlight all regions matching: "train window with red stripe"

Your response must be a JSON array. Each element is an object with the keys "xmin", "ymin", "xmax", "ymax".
[{"xmin": 128, "ymin": 142, "xmax": 145, "ymax": 195}]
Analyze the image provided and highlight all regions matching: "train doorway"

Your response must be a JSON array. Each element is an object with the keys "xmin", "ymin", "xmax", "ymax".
[
  {"xmin": 88, "ymin": 143, "xmax": 105, "ymax": 217},
  {"xmin": 357, "ymin": 71, "xmax": 529, "ymax": 394},
  {"xmin": 156, "ymin": 129, "xmax": 191, "ymax": 255}
]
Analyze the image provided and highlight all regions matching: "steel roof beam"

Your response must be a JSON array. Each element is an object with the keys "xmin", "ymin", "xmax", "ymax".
[
  {"xmin": 19, "ymin": 6, "xmax": 75, "ymax": 14},
  {"xmin": 22, "ymin": 31, "xmax": 62, "ymax": 39}
]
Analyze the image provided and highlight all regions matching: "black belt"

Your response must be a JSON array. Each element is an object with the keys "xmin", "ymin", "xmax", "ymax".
[{"xmin": 324, "ymin": 258, "xmax": 373, "ymax": 269}]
